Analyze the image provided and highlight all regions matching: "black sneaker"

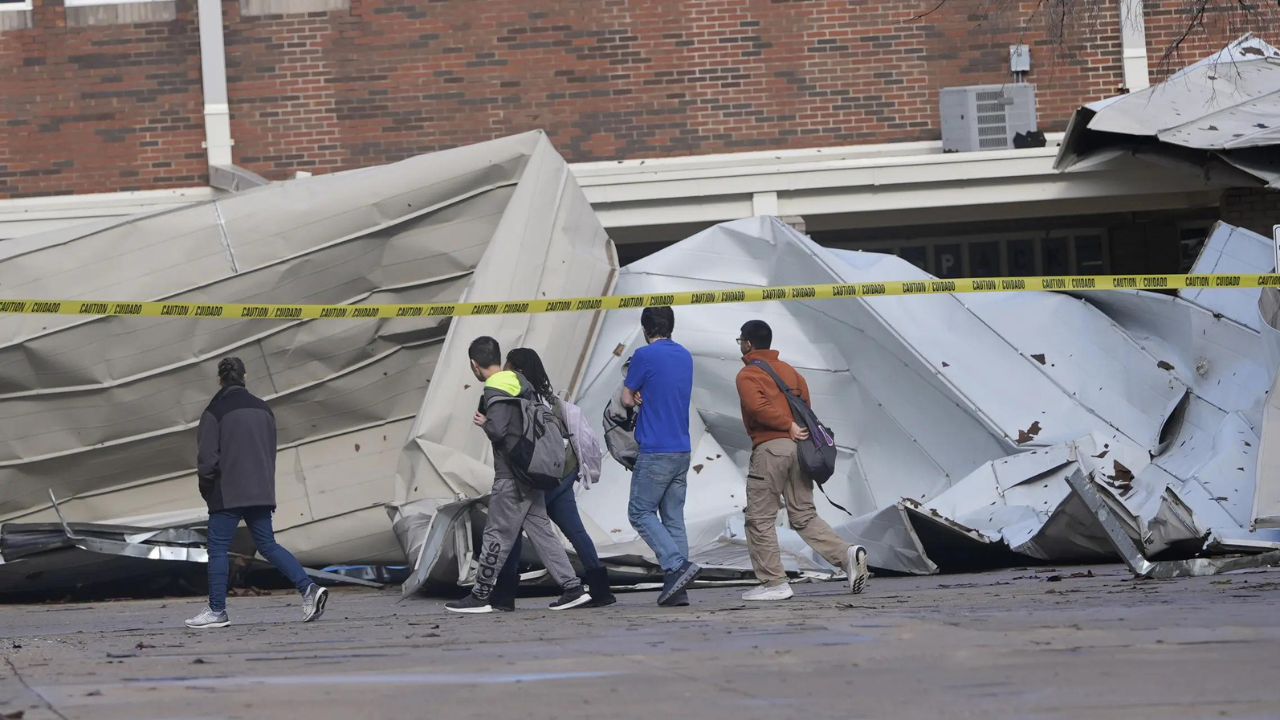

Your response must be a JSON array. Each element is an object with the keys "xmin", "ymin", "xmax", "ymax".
[
  {"xmin": 666, "ymin": 588, "xmax": 689, "ymax": 606},
  {"xmin": 548, "ymin": 584, "xmax": 592, "ymax": 611},
  {"xmin": 492, "ymin": 598, "xmax": 516, "ymax": 612},
  {"xmin": 657, "ymin": 561, "xmax": 700, "ymax": 606},
  {"xmin": 445, "ymin": 594, "xmax": 493, "ymax": 614}
]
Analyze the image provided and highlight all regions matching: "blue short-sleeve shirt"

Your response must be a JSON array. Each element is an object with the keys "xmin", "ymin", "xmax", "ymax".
[{"xmin": 624, "ymin": 339, "xmax": 693, "ymax": 454}]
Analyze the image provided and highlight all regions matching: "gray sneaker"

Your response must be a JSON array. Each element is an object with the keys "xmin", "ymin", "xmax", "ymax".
[
  {"xmin": 302, "ymin": 584, "xmax": 329, "ymax": 622},
  {"xmin": 185, "ymin": 606, "xmax": 230, "ymax": 629}
]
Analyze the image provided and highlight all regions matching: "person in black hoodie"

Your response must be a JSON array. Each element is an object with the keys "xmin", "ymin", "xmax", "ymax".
[{"xmin": 185, "ymin": 357, "xmax": 328, "ymax": 629}]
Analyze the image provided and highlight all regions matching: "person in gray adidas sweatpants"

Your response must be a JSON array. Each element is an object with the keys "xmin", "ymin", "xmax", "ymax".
[{"xmin": 445, "ymin": 336, "xmax": 591, "ymax": 614}]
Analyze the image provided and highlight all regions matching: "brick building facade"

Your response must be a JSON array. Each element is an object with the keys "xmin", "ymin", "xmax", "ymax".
[{"xmin": 0, "ymin": 0, "xmax": 1242, "ymax": 199}]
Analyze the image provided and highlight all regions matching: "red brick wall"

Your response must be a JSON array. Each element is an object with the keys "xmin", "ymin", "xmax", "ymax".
[
  {"xmin": 1221, "ymin": 188, "xmax": 1280, "ymax": 237},
  {"xmin": 0, "ymin": 0, "xmax": 206, "ymax": 198},
  {"xmin": 0, "ymin": 0, "xmax": 1261, "ymax": 197}
]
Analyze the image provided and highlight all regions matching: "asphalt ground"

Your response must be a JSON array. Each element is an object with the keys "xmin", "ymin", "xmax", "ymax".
[{"xmin": 3, "ymin": 563, "xmax": 1279, "ymax": 720}]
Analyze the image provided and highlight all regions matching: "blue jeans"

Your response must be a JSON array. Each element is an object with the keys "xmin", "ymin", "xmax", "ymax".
[
  {"xmin": 206, "ymin": 506, "xmax": 311, "ymax": 612},
  {"xmin": 496, "ymin": 470, "xmax": 599, "ymax": 589},
  {"xmin": 628, "ymin": 452, "xmax": 690, "ymax": 572}
]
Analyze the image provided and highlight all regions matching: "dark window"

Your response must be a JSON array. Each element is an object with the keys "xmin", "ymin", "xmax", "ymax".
[
  {"xmin": 1075, "ymin": 234, "xmax": 1105, "ymax": 274},
  {"xmin": 1043, "ymin": 236, "xmax": 1070, "ymax": 275},
  {"xmin": 1177, "ymin": 226, "xmax": 1211, "ymax": 273},
  {"xmin": 970, "ymin": 241, "xmax": 1000, "ymax": 277},
  {"xmin": 1007, "ymin": 238, "xmax": 1035, "ymax": 276},
  {"xmin": 899, "ymin": 245, "xmax": 927, "ymax": 271}
]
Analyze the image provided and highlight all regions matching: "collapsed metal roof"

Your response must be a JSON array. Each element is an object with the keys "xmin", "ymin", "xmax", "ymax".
[
  {"xmin": 557, "ymin": 217, "xmax": 1280, "ymax": 578},
  {"xmin": 0, "ymin": 131, "xmax": 615, "ymax": 596},
  {"xmin": 1057, "ymin": 34, "xmax": 1280, "ymax": 188},
  {"xmin": 399, "ymin": 216, "xmax": 1280, "ymax": 591}
]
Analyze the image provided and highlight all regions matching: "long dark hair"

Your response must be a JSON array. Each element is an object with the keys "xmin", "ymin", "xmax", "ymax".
[{"xmin": 505, "ymin": 348, "xmax": 555, "ymax": 404}]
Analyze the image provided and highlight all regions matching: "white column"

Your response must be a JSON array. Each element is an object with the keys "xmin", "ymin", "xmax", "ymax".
[
  {"xmin": 1119, "ymin": 0, "xmax": 1150, "ymax": 91},
  {"xmin": 752, "ymin": 191, "xmax": 779, "ymax": 217}
]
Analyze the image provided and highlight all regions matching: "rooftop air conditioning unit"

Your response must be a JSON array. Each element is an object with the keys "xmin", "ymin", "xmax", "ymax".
[{"xmin": 939, "ymin": 84, "xmax": 1037, "ymax": 152}]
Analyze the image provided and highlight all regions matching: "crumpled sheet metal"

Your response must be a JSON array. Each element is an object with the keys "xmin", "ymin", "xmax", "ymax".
[
  {"xmin": 393, "ymin": 135, "xmax": 614, "ymax": 509},
  {"xmin": 1253, "ymin": 288, "xmax": 1280, "ymax": 530},
  {"xmin": 536, "ymin": 216, "xmax": 1280, "ymax": 580},
  {"xmin": 1066, "ymin": 469, "xmax": 1280, "ymax": 579},
  {"xmin": 1179, "ymin": 222, "xmax": 1274, "ymax": 332},
  {"xmin": 0, "ymin": 494, "xmax": 384, "ymax": 595},
  {"xmin": 0, "ymin": 131, "xmax": 614, "ymax": 579},
  {"xmin": 1056, "ymin": 35, "xmax": 1280, "ymax": 188}
]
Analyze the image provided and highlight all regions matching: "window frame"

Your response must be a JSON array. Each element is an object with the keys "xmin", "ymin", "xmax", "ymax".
[
  {"xmin": 851, "ymin": 228, "xmax": 1111, "ymax": 278},
  {"xmin": 1176, "ymin": 220, "xmax": 1217, "ymax": 273},
  {"xmin": 0, "ymin": 0, "xmax": 33, "ymax": 13}
]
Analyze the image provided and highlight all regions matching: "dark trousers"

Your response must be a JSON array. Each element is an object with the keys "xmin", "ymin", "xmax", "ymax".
[
  {"xmin": 206, "ymin": 506, "xmax": 311, "ymax": 612},
  {"xmin": 494, "ymin": 470, "xmax": 601, "ymax": 593}
]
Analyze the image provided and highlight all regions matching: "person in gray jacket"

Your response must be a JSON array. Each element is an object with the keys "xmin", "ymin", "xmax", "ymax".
[
  {"xmin": 185, "ymin": 357, "xmax": 329, "ymax": 629},
  {"xmin": 487, "ymin": 348, "xmax": 614, "ymax": 611},
  {"xmin": 445, "ymin": 337, "xmax": 592, "ymax": 614}
]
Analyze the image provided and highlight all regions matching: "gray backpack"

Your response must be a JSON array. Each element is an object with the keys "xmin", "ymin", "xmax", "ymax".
[
  {"xmin": 603, "ymin": 395, "xmax": 639, "ymax": 471},
  {"xmin": 488, "ymin": 395, "xmax": 567, "ymax": 491}
]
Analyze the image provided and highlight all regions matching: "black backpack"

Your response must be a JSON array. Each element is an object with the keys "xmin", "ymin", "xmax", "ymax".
[{"xmin": 749, "ymin": 359, "xmax": 838, "ymax": 485}]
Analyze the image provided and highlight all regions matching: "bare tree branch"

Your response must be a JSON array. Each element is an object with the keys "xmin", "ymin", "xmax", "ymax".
[{"xmin": 912, "ymin": 0, "xmax": 950, "ymax": 22}]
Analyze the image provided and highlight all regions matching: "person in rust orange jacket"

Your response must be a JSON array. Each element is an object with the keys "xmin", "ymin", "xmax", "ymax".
[{"xmin": 734, "ymin": 319, "xmax": 869, "ymax": 601}]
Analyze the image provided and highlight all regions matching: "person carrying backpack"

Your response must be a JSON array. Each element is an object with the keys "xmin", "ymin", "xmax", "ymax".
[
  {"xmin": 734, "ymin": 320, "xmax": 869, "ymax": 601},
  {"xmin": 445, "ymin": 337, "xmax": 592, "ymax": 614},
  {"xmin": 487, "ymin": 348, "xmax": 615, "ymax": 610}
]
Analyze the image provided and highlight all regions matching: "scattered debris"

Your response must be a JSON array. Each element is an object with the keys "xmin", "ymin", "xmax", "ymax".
[{"xmin": 1017, "ymin": 421, "xmax": 1043, "ymax": 445}]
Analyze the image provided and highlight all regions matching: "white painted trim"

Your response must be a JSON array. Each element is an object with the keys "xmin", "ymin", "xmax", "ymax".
[
  {"xmin": 569, "ymin": 133, "xmax": 1223, "ymax": 229},
  {"xmin": 0, "ymin": 1, "xmax": 32, "ymax": 11},
  {"xmin": 64, "ymin": 0, "xmax": 169, "ymax": 6},
  {"xmin": 572, "ymin": 137, "xmax": 968, "ymax": 179}
]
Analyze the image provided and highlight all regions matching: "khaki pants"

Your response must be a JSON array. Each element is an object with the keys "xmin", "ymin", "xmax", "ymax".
[{"xmin": 744, "ymin": 438, "xmax": 851, "ymax": 586}]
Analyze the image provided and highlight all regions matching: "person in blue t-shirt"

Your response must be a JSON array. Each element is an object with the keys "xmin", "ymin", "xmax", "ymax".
[{"xmin": 622, "ymin": 306, "xmax": 701, "ymax": 606}]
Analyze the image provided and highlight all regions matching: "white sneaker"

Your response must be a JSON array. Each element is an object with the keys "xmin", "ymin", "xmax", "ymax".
[
  {"xmin": 185, "ymin": 606, "xmax": 230, "ymax": 629},
  {"xmin": 742, "ymin": 583, "xmax": 794, "ymax": 601},
  {"xmin": 845, "ymin": 545, "xmax": 869, "ymax": 594}
]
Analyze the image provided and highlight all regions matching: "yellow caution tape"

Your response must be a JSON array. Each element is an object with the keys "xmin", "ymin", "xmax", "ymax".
[{"xmin": 0, "ymin": 274, "xmax": 1275, "ymax": 320}]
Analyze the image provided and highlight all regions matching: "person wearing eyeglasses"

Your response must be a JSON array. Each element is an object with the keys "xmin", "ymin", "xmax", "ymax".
[{"xmin": 734, "ymin": 320, "xmax": 869, "ymax": 601}]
